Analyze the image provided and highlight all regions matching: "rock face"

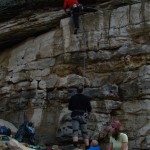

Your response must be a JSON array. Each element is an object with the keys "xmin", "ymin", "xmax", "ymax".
[
  {"xmin": 0, "ymin": 0, "xmax": 132, "ymax": 21},
  {"xmin": 0, "ymin": 0, "xmax": 141, "ymax": 49},
  {"xmin": 0, "ymin": 0, "xmax": 150, "ymax": 149}
]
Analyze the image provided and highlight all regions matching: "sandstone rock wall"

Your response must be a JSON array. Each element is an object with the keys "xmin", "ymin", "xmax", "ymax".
[{"xmin": 0, "ymin": 0, "xmax": 150, "ymax": 149}]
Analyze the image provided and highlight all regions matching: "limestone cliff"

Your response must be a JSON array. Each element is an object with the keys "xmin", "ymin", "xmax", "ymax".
[{"xmin": 0, "ymin": 0, "xmax": 150, "ymax": 149}]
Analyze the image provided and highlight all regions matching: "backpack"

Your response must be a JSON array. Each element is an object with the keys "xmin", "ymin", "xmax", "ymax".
[
  {"xmin": 15, "ymin": 121, "xmax": 35, "ymax": 145},
  {"xmin": 0, "ymin": 126, "xmax": 11, "ymax": 136},
  {"xmin": 25, "ymin": 122, "xmax": 35, "ymax": 136}
]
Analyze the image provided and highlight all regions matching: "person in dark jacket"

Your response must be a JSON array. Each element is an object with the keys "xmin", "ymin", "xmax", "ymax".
[
  {"xmin": 64, "ymin": 0, "xmax": 83, "ymax": 34},
  {"xmin": 69, "ymin": 85, "xmax": 92, "ymax": 150}
]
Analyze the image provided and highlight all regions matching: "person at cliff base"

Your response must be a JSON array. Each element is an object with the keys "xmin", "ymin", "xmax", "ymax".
[
  {"xmin": 87, "ymin": 140, "xmax": 101, "ymax": 150},
  {"xmin": 64, "ymin": 0, "xmax": 83, "ymax": 34},
  {"xmin": 68, "ymin": 85, "xmax": 92, "ymax": 150},
  {"xmin": 108, "ymin": 120, "xmax": 128, "ymax": 150}
]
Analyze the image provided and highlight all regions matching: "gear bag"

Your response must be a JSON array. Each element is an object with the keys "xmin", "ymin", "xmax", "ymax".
[
  {"xmin": 15, "ymin": 121, "xmax": 35, "ymax": 145},
  {"xmin": 0, "ymin": 126, "xmax": 11, "ymax": 136}
]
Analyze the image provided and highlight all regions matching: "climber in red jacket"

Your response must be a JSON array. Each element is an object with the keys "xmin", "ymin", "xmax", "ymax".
[
  {"xmin": 64, "ymin": 0, "xmax": 79, "ymax": 11},
  {"xmin": 64, "ymin": 0, "xmax": 83, "ymax": 34}
]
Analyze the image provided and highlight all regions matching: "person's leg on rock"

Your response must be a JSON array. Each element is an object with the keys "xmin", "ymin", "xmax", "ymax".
[
  {"xmin": 72, "ymin": 7, "xmax": 80, "ymax": 34},
  {"xmin": 81, "ymin": 123, "xmax": 90, "ymax": 150},
  {"xmin": 72, "ymin": 119, "xmax": 79, "ymax": 149}
]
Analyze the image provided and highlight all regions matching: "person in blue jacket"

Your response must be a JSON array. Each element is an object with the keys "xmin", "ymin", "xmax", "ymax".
[{"xmin": 88, "ymin": 140, "xmax": 101, "ymax": 150}]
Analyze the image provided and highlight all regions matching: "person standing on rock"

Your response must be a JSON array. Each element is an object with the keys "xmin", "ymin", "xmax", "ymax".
[
  {"xmin": 108, "ymin": 120, "xmax": 128, "ymax": 150},
  {"xmin": 68, "ymin": 85, "xmax": 92, "ymax": 150},
  {"xmin": 64, "ymin": 0, "xmax": 83, "ymax": 34}
]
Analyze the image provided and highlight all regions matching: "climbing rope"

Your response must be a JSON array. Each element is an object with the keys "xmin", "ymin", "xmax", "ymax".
[
  {"xmin": 81, "ymin": 14, "xmax": 88, "ymax": 89},
  {"xmin": 83, "ymin": 50, "xmax": 86, "ymax": 89}
]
